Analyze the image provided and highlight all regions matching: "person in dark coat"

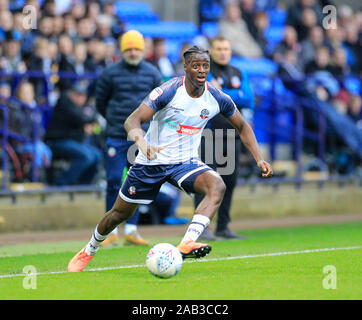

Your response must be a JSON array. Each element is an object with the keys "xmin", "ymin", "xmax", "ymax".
[
  {"xmin": 194, "ymin": 36, "xmax": 255, "ymax": 240},
  {"xmin": 45, "ymin": 83, "xmax": 102, "ymax": 185}
]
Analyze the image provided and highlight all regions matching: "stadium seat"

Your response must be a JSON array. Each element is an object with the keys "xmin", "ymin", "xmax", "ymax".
[
  {"xmin": 9, "ymin": 0, "xmax": 26, "ymax": 11},
  {"xmin": 115, "ymin": 1, "xmax": 159, "ymax": 22},
  {"xmin": 255, "ymin": 0, "xmax": 279, "ymax": 11},
  {"xmin": 120, "ymin": 14, "xmax": 159, "ymax": 23},
  {"xmin": 199, "ymin": 0, "xmax": 223, "ymax": 22},
  {"xmin": 264, "ymin": 26, "xmax": 285, "ymax": 44},
  {"xmin": 115, "ymin": 1, "xmax": 153, "ymax": 17},
  {"xmin": 201, "ymin": 22, "xmax": 219, "ymax": 39},
  {"xmin": 230, "ymin": 57, "xmax": 278, "ymax": 76},
  {"xmin": 165, "ymin": 39, "xmax": 184, "ymax": 64},
  {"xmin": 267, "ymin": 8, "xmax": 287, "ymax": 26},
  {"xmin": 125, "ymin": 21, "xmax": 199, "ymax": 39},
  {"xmin": 253, "ymin": 110, "xmax": 271, "ymax": 143},
  {"xmin": 344, "ymin": 77, "xmax": 361, "ymax": 95}
]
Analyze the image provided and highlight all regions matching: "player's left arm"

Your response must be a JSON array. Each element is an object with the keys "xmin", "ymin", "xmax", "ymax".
[{"xmin": 227, "ymin": 109, "xmax": 273, "ymax": 178}]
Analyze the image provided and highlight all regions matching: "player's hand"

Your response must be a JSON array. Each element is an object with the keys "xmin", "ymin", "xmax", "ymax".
[
  {"xmin": 141, "ymin": 144, "xmax": 163, "ymax": 160},
  {"xmin": 257, "ymin": 160, "xmax": 273, "ymax": 178}
]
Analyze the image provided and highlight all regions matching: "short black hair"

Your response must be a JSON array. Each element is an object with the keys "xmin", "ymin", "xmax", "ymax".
[{"xmin": 183, "ymin": 46, "xmax": 210, "ymax": 64}]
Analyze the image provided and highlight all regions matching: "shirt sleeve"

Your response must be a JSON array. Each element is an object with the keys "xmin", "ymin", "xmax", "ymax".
[
  {"xmin": 208, "ymin": 83, "xmax": 238, "ymax": 118},
  {"xmin": 220, "ymin": 93, "xmax": 238, "ymax": 118},
  {"xmin": 142, "ymin": 77, "xmax": 181, "ymax": 112}
]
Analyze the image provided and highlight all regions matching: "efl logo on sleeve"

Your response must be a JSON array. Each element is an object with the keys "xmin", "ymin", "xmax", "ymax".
[{"xmin": 150, "ymin": 87, "xmax": 164, "ymax": 100}]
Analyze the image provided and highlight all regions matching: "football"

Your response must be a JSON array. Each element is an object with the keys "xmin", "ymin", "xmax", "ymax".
[{"xmin": 146, "ymin": 243, "xmax": 183, "ymax": 278}]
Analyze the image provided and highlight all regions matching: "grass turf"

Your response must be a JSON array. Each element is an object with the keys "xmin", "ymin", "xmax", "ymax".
[{"xmin": 0, "ymin": 222, "xmax": 361, "ymax": 300}]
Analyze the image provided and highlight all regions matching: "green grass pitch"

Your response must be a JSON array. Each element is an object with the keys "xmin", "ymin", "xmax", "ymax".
[{"xmin": 0, "ymin": 222, "xmax": 361, "ymax": 300}]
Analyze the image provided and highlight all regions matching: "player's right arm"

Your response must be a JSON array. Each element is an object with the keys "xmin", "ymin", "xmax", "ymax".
[
  {"xmin": 125, "ymin": 103, "xmax": 163, "ymax": 160},
  {"xmin": 126, "ymin": 78, "xmax": 179, "ymax": 160}
]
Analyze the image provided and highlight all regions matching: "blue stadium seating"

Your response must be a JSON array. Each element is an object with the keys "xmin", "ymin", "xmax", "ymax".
[
  {"xmin": 230, "ymin": 57, "xmax": 278, "ymax": 76},
  {"xmin": 264, "ymin": 25, "xmax": 285, "ymax": 55},
  {"xmin": 255, "ymin": 0, "xmax": 279, "ymax": 11},
  {"xmin": 9, "ymin": 0, "xmax": 26, "ymax": 11},
  {"xmin": 125, "ymin": 21, "xmax": 199, "ymax": 39},
  {"xmin": 115, "ymin": 1, "xmax": 159, "ymax": 22},
  {"xmin": 253, "ymin": 110, "xmax": 271, "ymax": 143},
  {"xmin": 267, "ymin": 8, "xmax": 286, "ymax": 26},
  {"xmin": 165, "ymin": 39, "xmax": 184, "ymax": 64},
  {"xmin": 200, "ymin": 22, "xmax": 219, "ymax": 39},
  {"xmin": 344, "ymin": 77, "xmax": 361, "ymax": 95},
  {"xmin": 264, "ymin": 26, "xmax": 285, "ymax": 44},
  {"xmin": 199, "ymin": 0, "xmax": 223, "ymax": 22},
  {"xmin": 115, "ymin": 1, "xmax": 153, "ymax": 16}
]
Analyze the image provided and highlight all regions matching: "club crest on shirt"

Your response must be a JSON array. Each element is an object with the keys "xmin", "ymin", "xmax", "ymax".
[
  {"xmin": 108, "ymin": 147, "xmax": 116, "ymax": 157},
  {"xmin": 231, "ymin": 76, "xmax": 241, "ymax": 88},
  {"xmin": 150, "ymin": 87, "xmax": 164, "ymax": 100},
  {"xmin": 200, "ymin": 108, "xmax": 210, "ymax": 119},
  {"xmin": 128, "ymin": 186, "xmax": 136, "ymax": 195}
]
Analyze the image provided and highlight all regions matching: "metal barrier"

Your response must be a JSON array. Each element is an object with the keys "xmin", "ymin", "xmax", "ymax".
[
  {"xmin": 0, "ymin": 70, "xmax": 360, "ymax": 191},
  {"xmin": 0, "ymin": 71, "xmax": 100, "ymax": 190},
  {"xmin": 0, "ymin": 184, "xmax": 104, "ymax": 204}
]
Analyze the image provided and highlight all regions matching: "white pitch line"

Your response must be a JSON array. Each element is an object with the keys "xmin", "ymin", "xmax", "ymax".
[{"xmin": 0, "ymin": 245, "xmax": 361, "ymax": 279}]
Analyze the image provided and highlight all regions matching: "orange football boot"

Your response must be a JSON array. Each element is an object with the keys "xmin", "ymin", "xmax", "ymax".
[
  {"xmin": 123, "ymin": 231, "xmax": 150, "ymax": 246},
  {"xmin": 67, "ymin": 247, "xmax": 94, "ymax": 272},
  {"xmin": 177, "ymin": 240, "xmax": 212, "ymax": 259}
]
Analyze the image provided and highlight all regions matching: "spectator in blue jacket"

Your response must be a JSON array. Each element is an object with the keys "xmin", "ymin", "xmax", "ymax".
[
  {"xmin": 194, "ymin": 36, "xmax": 254, "ymax": 241},
  {"xmin": 95, "ymin": 30, "xmax": 162, "ymax": 246}
]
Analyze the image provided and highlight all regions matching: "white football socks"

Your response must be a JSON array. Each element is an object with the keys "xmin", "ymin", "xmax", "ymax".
[
  {"xmin": 85, "ymin": 225, "xmax": 107, "ymax": 255},
  {"xmin": 181, "ymin": 214, "xmax": 210, "ymax": 243}
]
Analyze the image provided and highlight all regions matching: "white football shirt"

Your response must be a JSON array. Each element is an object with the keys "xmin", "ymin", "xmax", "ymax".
[{"xmin": 134, "ymin": 76, "xmax": 237, "ymax": 165}]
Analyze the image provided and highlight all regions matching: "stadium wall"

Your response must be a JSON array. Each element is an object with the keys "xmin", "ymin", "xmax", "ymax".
[{"xmin": 0, "ymin": 182, "xmax": 361, "ymax": 233}]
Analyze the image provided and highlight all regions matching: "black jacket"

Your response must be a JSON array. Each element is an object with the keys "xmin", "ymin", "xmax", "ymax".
[
  {"xmin": 45, "ymin": 93, "xmax": 96, "ymax": 142},
  {"xmin": 208, "ymin": 59, "xmax": 243, "ymax": 133},
  {"xmin": 95, "ymin": 59, "xmax": 162, "ymax": 139}
]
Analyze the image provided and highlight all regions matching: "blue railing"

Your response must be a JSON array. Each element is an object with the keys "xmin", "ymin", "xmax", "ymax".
[{"xmin": 0, "ymin": 71, "xmax": 360, "ymax": 190}]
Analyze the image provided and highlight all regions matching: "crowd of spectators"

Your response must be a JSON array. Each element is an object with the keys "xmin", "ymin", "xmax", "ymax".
[{"xmin": 0, "ymin": 0, "xmax": 361, "ymax": 184}]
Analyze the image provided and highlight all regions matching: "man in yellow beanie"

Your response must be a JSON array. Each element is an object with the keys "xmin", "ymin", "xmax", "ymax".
[
  {"xmin": 120, "ymin": 30, "xmax": 145, "ymax": 65},
  {"xmin": 95, "ymin": 30, "xmax": 163, "ymax": 246}
]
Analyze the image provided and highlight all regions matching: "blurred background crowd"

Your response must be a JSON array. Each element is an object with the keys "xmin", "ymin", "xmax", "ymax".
[{"xmin": 0, "ymin": 0, "xmax": 361, "ymax": 188}]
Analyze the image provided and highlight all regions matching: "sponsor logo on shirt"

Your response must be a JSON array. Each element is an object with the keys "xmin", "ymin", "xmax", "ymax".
[
  {"xmin": 169, "ymin": 105, "xmax": 184, "ymax": 113},
  {"xmin": 176, "ymin": 124, "xmax": 201, "ymax": 136},
  {"xmin": 165, "ymin": 119, "xmax": 179, "ymax": 130},
  {"xmin": 165, "ymin": 120, "xmax": 201, "ymax": 136}
]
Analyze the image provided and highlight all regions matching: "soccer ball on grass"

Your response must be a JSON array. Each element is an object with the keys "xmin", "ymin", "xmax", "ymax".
[{"xmin": 146, "ymin": 243, "xmax": 183, "ymax": 278}]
